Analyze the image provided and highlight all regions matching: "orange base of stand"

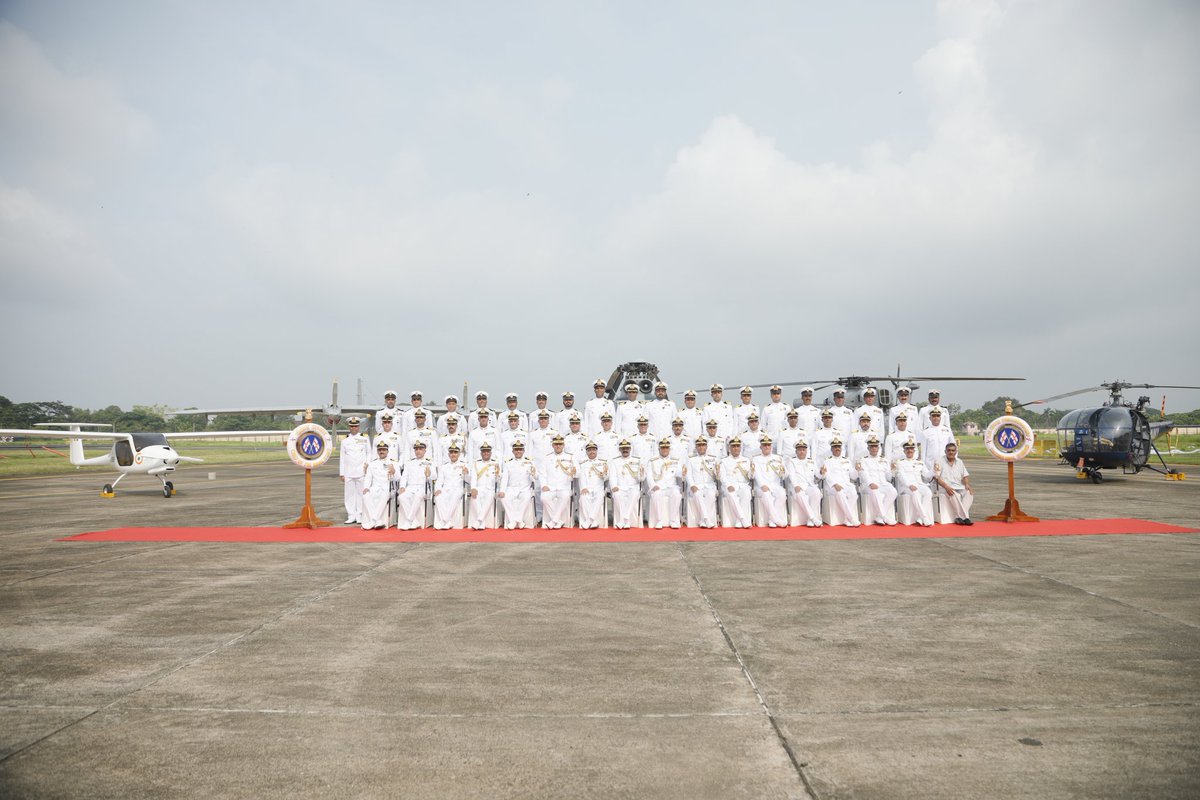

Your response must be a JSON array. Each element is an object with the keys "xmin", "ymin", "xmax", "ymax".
[
  {"xmin": 283, "ymin": 468, "xmax": 333, "ymax": 529},
  {"xmin": 986, "ymin": 497, "xmax": 1040, "ymax": 523},
  {"xmin": 283, "ymin": 505, "xmax": 333, "ymax": 529}
]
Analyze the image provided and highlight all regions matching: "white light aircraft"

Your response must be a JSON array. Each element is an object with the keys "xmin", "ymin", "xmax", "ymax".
[{"xmin": 0, "ymin": 422, "xmax": 290, "ymax": 497}]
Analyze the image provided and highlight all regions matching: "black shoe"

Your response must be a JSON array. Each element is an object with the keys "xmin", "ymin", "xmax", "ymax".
[
  {"xmin": 953, "ymin": 518, "xmax": 964, "ymax": 525},
  {"xmin": 963, "ymin": 518, "xmax": 974, "ymax": 526}
]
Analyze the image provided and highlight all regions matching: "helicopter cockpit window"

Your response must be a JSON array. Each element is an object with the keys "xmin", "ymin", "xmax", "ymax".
[{"xmin": 1097, "ymin": 408, "xmax": 1133, "ymax": 452}]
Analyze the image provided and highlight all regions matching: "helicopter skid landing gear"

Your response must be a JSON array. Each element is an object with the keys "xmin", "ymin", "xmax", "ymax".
[{"xmin": 101, "ymin": 473, "xmax": 127, "ymax": 498}]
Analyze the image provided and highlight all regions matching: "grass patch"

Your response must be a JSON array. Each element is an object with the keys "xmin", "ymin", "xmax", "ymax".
[{"xmin": 0, "ymin": 439, "xmax": 292, "ymax": 478}]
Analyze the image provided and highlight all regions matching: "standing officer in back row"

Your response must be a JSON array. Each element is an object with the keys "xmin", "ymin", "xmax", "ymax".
[
  {"xmin": 584, "ymin": 379, "xmax": 615, "ymax": 436},
  {"xmin": 339, "ymin": 417, "xmax": 372, "ymax": 525},
  {"xmin": 703, "ymin": 384, "xmax": 734, "ymax": 439}
]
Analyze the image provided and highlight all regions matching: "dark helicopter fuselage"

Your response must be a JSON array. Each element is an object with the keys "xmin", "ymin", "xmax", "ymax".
[{"xmin": 1056, "ymin": 406, "xmax": 1152, "ymax": 472}]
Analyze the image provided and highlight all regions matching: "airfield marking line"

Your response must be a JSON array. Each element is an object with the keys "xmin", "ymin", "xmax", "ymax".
[
  {"xmin": 675, "ymin": 543, "xmax": 821, "ymax": 800},
  {"xmin": 927, "ymin": 539, "xmax": 1200, "ymax": 631},
  {"xmin": 0, "ymin": 544, "xmax": 421, "ymax": 766}
]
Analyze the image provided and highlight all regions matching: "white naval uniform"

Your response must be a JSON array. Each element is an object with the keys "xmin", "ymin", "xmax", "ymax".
[
  {"xmin": 686, "ymin": 453, "xmax": 720, "ymax": 527},
  {"xmin": 760, "ymin": 402, "xmax": 791, "ymax": 436},
  {"xmin": 820, "ymin": 455, "xmax": 861, "ymax": 526},
  {"xmin": 503, "ymin": 408, "xmax": 530, "ymax": 433},
  {"xmin": 468, "ymin": 406, "xmax": 498, "ymax": 432},
  {"xmin": 498, "ymin": 457, "xmax": 537, "ymax": 529},
  {"xmin": 647, "ymin": 455, "xmax": 684, "ymax": 529},
  {"xmin": 785, "ymin": 457, "xmax": 822, "ymax": 527},
  {"xmin": 741, "ymin": 428, "xmax": 771, "ymax": 458},
  {"xmin": 500, "ymin": 426, "xmax": 528, "ymax": 459},
  {"xmin": 398, "ymin": 405, "xmax": 429, "ymax": 438},
  {"xmin": 529, "ymin": 406, "xmax": 552, "ymax": 432},
  {"xmin": 615, "ymin": 400, "xmax": 646, "ymax": 437},
  {"xmin": 855, "ymin": 404, "xmax": 885, "ymax": 434},
  {"xmin": 540, "ymin": 451, "xmax": 577, "ymax": 529},
  {"xmin": 576, "ymin": 456, "xmax": 609, "ymax": 529},
  {"xmin": 592, "ymin": 429, "xmax": 622, "ymax": 462},
  {"xmin": 468, "ymin": 458, "xmax": 501, "ymax": 529},
  {"xmin": 734, "ymin": 403, "xmax": 761, "ymax": 435},
  {"xmin": 856, "ymin": 455, "xmax": 898, "ymax": 525},
  {"xmin": 403, "ymin": 427, "xmax": 439, "ymax": 465},
  {"xmin": 935, "ymin": 457, "xmax": 973, "ymax": 521},
  {"xmin": 528, "ymin": 426, "xmax": 560, "ymax": 471},
  {"xmin": 777, "ymin": 425, "xmax": 807, "ymax": 459},
  {"xmin": 848, "ymin": 428, "xmax": 877, "ymax": 465},
  {"xmin": 885, "ymin": 428, "xmax": 924, "ymax": 465},
  {"xmin": 433, "ymin": 459, "xmax": 469, "ymax": 529},
  {"xmin": 702, "ymin": 400, "xmax": 734, "ymax": 439},
  {"xmin": 719, "ymin": 455, "xmax": 753, "ymax": 528},
  {"xmin": 374, "ymin": 405, "xmax": 401, "ymax": 433},
  {"xmin": 361, "ymin": 456, "xmax": 398, "ymax": 529},
  {"xmin": 895, "ymin": 456, "xmax": 934, "ymax": 525},
  {"xmin": 794, "ymin": 404, "xmax": 822, "ymax": 439},
  {"xmin": 584, "ymin": 396, "xmax": 616, "ymax": 437},
  {"xmin": 608, "ymin": 455, "xmax": 645, "ymax": 529},
  {"xmin": 553, "ymin": 407, "xmax": 581, "ymax": 436},
  {"xmin": 436, "ymin": 411, "xmax": 468, "ymax": 436},
  {"xmin": 338, "ymin": 433, "xmax": 372, "ymax": 523},
  {"xmin": 888, "ymin": 403, "xmax": 919, "ymax": 433},
  {"xmin": 467, "ymin": 424, "xmax": 500, "ymax": 463},
  {"xmin": 703, "ymin": 434, "xmax": 728, "ymax": 461},
  {"xmin": 829, "ymin": 404, "xmax": 854, "ymax": 441},
  {"xmin": 372, "ymin": 430, "xmax": 402, "ymax": 462},
  {"xmin": 645, "ymin": 398, "xmax": 678, "ymax": 439},
  {"xmin": 666, "ymin": 433, "xmax": 692, "ymax": 460},
  {"xmin": 396, "ymin": 456, "xmax": 433, "ymax": 530},
  {"xmin": 921, "ymin": 426, "xmax": 956, "ymax": 471},
  {"xmin": 678, "ymin": 405, "xmax": 704, "ymax": 440},
  {"xmin": 436, "ymin": 434, "xmax": 468, "ymax": 466},
  {"xmin": 920, "ymin": 404, "xmax": 952, "ymax": 432},
  {"xmin": 563, "ymin": 431, "xmax": 589, "ymax": 464},
  {"xmin": 810, "ymin": 425, "xmax": 840, "ymax": 468},
  {"xmin": 752, "ymin": 452, "xmax": 789, "ymax": 527},
  {"xmin": 629, "ymin": 432, "xmax": 657, "ymax": 464}
]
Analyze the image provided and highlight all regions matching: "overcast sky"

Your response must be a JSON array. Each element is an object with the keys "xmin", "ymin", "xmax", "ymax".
[{"xmin": 2, "ymin": 0, "xmax": 1198, "ymax": 414}]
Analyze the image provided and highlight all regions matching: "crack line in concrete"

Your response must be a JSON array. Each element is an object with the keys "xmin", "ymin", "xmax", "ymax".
[
  {"xmin": 675, "ymin": 544, "xmax": 820, "ymax": 800},
  {"xmin": 0, "ymin": 542, "xmax": 190, "ymax": 587},
  {"xmin": 0, "ymin": 544, "xmax": 420, "ymax": 765},
  {"xmin": 928, "ymin": 539, "xmax": 1200, "ymax": 631}
]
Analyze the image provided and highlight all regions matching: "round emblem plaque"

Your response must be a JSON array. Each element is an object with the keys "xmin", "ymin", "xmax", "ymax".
[
  {"xmin": 985, "ymin": 415, "xmax": 1035, "ymax": 462},
  {"xmin": 287, "ymin": 423, "xmax": 333, "ymax": 469}
]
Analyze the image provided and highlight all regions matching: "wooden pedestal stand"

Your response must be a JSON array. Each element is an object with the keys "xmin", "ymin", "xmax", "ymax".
[
  {"xmin": 284, "ymin": 409, "xmax": 332, "ymax": 529},
  {"xmin": 987, "ymin": 460, "xmax": 1039, "ymax": 523},
  {"xmin": 986, "ymin": 400, "xmax": 1039, "ymax": 523},
  {"xmin": 284, "ymin": 467, "xmax": 332, "ymax": 529}
]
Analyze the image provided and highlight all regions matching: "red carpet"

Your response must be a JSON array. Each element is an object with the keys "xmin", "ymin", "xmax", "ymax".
[{"xmin": 58, "ymin": 518, "xmax": 1197, "ymax": 543}]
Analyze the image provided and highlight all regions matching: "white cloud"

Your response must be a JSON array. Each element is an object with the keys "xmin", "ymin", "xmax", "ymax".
[{"xmin": 0, "ymin": 21, "xmax": 154, "ymax": 189}]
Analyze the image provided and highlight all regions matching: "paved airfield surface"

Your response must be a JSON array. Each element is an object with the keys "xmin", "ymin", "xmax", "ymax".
[{"xmin": 1, "ymin": 458, "xmax": 1198, "ymax": 799}]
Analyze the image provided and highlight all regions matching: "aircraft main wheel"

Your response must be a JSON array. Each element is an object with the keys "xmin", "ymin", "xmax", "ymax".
[
  {"xmin": 1090, "ymin": 471, "xmax": 1103, "ymax": 484},
  {"xmin": 102, "ymin": 483, "xmax": 114, "ymax": 495}
]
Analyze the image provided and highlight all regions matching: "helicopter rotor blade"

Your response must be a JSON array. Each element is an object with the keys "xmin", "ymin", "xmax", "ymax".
[
  {"xmin": 1016, "ymin": 386, "xmax": 1108, "ymax": 408},
  {"xmin": 898, "ymin": 376, "xmax": 1026, "ymax": 382},
  {"xmin": 1124, "ymin": 384, "xmax": 1200, "ymax": 390}
]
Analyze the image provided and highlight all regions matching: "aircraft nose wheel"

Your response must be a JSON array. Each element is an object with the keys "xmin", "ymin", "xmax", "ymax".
[
  {"xmin": 163, "ymin": 480, "xmax": 175, "ymax": 498},
  {"xmin": 1089, "ymin": 470, "xmax": 1103, "ymax": 484}
]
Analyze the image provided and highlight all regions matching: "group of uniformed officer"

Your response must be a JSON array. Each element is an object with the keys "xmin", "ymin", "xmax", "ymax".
[{"xmin": 337, "ymin": 381, "xmax": 974, "ymax": 530}]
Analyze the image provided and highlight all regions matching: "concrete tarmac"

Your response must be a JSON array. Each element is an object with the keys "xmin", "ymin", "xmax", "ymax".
[{"xmin": 0, "ymin": 457, "xmax": 1197, "ymax": 799}]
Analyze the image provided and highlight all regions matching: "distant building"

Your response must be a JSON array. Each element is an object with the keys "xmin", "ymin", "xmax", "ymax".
[{"xmin": 962, "ymin": 422, "xmax": 981, "ymax": 436}]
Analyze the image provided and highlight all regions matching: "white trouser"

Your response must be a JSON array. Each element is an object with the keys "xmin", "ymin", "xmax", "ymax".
[
  {"xmin": 469, "ymin": 488, "xmax": 496, "ymax": 529},
  {"xmin": 578, "ymin": 487, "xmax": 606, "ymax": 528},
  {"xmin": 688, "ymin": 485, "xmax": 718, "ymax": 527},
  {"xmin": 756, "ymin": 486, "xmax": 788, "ymax": 527},
  {"xmin": 501, "ymin": 488, "xmax": 533, "ymax": 529},
  {"xmin": 862, "ymin": 482, "xmax": 898, "ymax": 525},
  {"xmin": 541, "ymin": 488, "xmax": 572, "ymax": 528},
  {"xmin": 611, "ymin": 486, "xmax": 641, "ymax": 528},
  {"xmin": 825, "ymin": 485, "xmax": 861, "ymax": 526},
  {"xmin": 901, "ymin": 485, "xmax": 934, "ymax": 525},
  {"xmin": 648, "ymin": 486, "xmax": 681, "ymax": 528},
  {"xmin": 790, "ymin": 485, "xmax": 822, "ymax": 526},
  {"xmin": 434, "ymin": 489, "xmax": 464, "ymax": 529},
  {"xmin": 721, "ymin": 484, "xmax": 752, "ymax": 528},
  {"xmin": 343, "ymin": 477, "xmax": 365, "ymax": 521},
  {"xmin": 941, "ymin": 489, "xmax": 974, "ymax": 520},
  {"xmin": 396, "ymin": 486, "xmax": 426, "ymax": 529},
  {"xmin": 361, "ymin": 485, "xmax": 390, "ymax": 529}
]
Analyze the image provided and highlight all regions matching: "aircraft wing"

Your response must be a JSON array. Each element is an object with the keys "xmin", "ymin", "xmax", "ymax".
[
  {"xmin": 171, "ymin": 406, "xmax": 381, "ymax": 416},
  {"xmin": 167, "ymin": 431, "xmax": 293, "ymax": 439},
  {"xmin": 0, "ymin": 428, "xmax": 132, "ymax": 442}
]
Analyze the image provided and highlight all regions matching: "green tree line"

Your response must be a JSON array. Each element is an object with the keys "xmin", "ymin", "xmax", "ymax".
[{"xmin": 0, "ymin": 397, "xmax": 293, "ymax": 433}]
